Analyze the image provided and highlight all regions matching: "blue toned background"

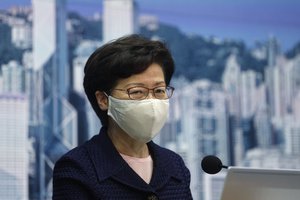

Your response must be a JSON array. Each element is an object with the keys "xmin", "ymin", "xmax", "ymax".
[
  {"xmin": 1, "ymin": 0, "xmax": 300, "ymax": 200},
  {"xmin": 2, "ymin": 0, "xmax": 300, "ymax": 50}
]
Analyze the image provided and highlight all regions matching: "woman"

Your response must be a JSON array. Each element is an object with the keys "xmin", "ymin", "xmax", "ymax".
[{"xmin": 53, "ymin": 34, "xmax": 193, "ymax": 199}]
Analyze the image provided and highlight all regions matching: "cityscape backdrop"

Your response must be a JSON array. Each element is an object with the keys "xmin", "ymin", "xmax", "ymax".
[{"xmin": 1, "ymin": 0, "xmax": 300, "ymax": 200}]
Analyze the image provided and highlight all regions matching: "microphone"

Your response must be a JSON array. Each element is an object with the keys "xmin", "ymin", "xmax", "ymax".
[{"xmin": 201, "ymin": 155, "xmax": 228, "ymax": 174}]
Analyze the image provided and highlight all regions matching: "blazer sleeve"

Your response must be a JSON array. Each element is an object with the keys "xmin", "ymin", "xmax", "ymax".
[
  {"xmin": 53, "ymin": 176, "xmax": 93, "ymax": 200},
  {"xmin": 181, "ymin": 157, "xmax": 193, "ymax": 199},
  {"xmin": 52, "ymin": 155, "xmax": 95, "ymax": 200}
]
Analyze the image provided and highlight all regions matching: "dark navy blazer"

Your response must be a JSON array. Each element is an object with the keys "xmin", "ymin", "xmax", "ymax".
[{"xmin": 53, "ymin": 127, "xmax": 193, "ymax": 199}]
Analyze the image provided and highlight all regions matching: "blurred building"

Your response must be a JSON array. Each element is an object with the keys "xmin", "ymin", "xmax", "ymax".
[
  {"xmin": 0, "ymin": 6, "xmax": 32, "ymax": 49},
  {"xmin": 0, "ymin": 60, "xmax": 28, "ymax": 199},
  {"xmin": 11, "ymin": 18, "xmax": 32, "ymax": 49},
  {"xmin": 240, "ymin": 70, "xmax": 259, "ymax": 119},
  {"xmin": 72, "ymin": 40, "xmax": 102, "ymax": 143},
  {"xmin": 168, "ymin": 79, "xmax": 230, "ymax": 200},
  {"xmin": 0, "ymin": 61, "xmax": 25, "ymax": 93},
  {"xmin": 0, "ymin": 94, "xmax": 29, "ymax": 200},
  {"xmin": 103, "ymin": 0, "xmax": 139, "ymax": 43},
  {"xmin": 0, "ymin": 23, "xmax": 11, "ymax": 47},
  {"xmin": 222, "ymin": 53, "xmax": 244, "ymax": 165},
  {"xmin": 244, "ymin": 148, "xmax": 300, "ymax": 169},
  {"xmin": 31, "ymin": 0, "xmax": 77, "ymax": 198},
  {"xmin": 222, "ymin": 53, "xmax": 241, "ymax": 118},
  {"xmin": 267, "ymin": 36, "xmax": 280, "ymax": 67},
  {"xmin": 253, "ymin": 84, "xmax": 272, "ymax": 148}
]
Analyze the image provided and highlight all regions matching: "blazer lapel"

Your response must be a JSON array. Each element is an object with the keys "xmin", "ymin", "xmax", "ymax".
[
  {"xmin": 86, "ymin": 127, "xmax": 154, "ymax": 192},
  {"xmin": 148, "ymin": 141, "xmax": 184, "ymax": 190}
]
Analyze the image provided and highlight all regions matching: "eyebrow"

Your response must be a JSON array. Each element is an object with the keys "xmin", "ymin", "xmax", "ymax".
[{"xmin": 124, "ymin": 81, "xmax": 166, "ymax": 88}]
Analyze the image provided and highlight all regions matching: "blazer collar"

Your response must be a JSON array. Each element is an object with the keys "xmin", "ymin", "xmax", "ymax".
[{"xmin": 86, "ymin": 127, "xmax": 184, "ymax": 191}]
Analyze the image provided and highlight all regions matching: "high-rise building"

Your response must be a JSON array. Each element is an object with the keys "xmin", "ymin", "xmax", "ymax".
[
  {"xmin": 244, "ymin": 147, "xmax": 300, "ymax": 169},
  {"xmin": 0, "ymin": 23, "xmax": 11, "ymax": 48},
  {"xmin": 11, "ymin": 18, "xmax": 32, "ymax": 49},
  {"xmin": 176, "ymin": 79, "xmax": 230, "ymax": 200},
  {"xmin": 72, "ymin": 40, "xmax": 102, "ymax": 143},
  {"xmin": 73, "ymin": 40, "xmax": 102, "ymax": 94},
  {"xmin": 192, "ymin": 80, "xmax": 230, "ymax": 164},
  {"xmin": 103, "ymin": 0, "xmax": 139, "ymax": 43},
  {"xmin": 283, "ymin": 56, "xmax": 300, "ymax": 114},
  {"xmin": 222, "ymin": 53, "xmax": 241, "ymax": 117},
  {"xmin": 1, "ymin": 61, "xmax": 25, "ymax": 94},
  {"xmin": 32, "ymin": 0, "xmax": 69, "ymax": 95},
  {"xmin": 222, "ymin": 53, "xmax": 244, "ymax": 164},
  {"xmin": 254, "ymin": 84, "xmax": 272, "ymax": 148},
  {"xmin": 240, "ymin": 70, "xmax": 258, "ymax": 119},
  {"xmin": 292, "ymin": 88, "xmax": 300, "ymax": 123},
  {"xmin": 264, "ymin": 58, "xmax": 289, "ymax": 147},
  {"xmin": 32, "ymin": 0, "xmax": 77, "ymax": 198},
  {"xmin": 0, "ymin": 94, "xmax": 29, "ymax": 200},
  {"xmin": 240, "ymin": 70, "xmax": 260, "ymax": 151},
  {"xmin": 267, "ymin": 36, "xmax": 280, "ymax": 67},
  {"xmin": 284, "ymin": 115, "xmax": 300, "ymax": 155}
]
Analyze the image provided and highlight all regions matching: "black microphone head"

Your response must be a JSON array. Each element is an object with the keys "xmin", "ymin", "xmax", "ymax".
[{"xmin": 201, "ymin": 155, "xmax": 223, "ymax": 174}]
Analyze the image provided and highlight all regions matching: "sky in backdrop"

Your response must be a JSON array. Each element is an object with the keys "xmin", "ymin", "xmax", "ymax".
[{"xmin": 1, "ymin": 0, "xmax": 300, "ymax": 51}]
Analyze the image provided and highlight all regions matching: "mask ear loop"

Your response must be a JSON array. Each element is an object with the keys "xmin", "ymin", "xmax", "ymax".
[
  {"xmin": 103, "ymin": 92, "xmax": 109, "ymax": 97},
  {"xmin": 103, "ymin": 92, "xmax": 110, "ymax": 109},
  {"xmin": 94, "ymin": 90, "xmax": 110, "ymax": 111}
]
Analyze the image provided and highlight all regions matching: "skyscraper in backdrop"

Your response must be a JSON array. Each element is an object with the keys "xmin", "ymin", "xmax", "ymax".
[
  {"xmin": 70, "ymin": 0, "xmax": 140, "ymax": 143},
  {"xmin": 0, "ymin": 94, "xmax": 28, "ymax": 200},
  {"xmin": 31, "ymin": 0, "xmax": 77, "ymax": 199},
  {"xmin": 0, "ymin": 61, "xmax": 28, "ymax": 199},
  {"xmin": 103, "ymin": 0, "xmax": 139, "ymax": 43}
]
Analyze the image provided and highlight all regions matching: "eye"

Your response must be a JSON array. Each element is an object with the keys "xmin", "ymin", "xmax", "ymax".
[
  {"xmin": 128, "ymin": 88, "xmax": 145, "ymax": 95},
  {"xmin": 154, "ymin": 87, "xmax": 168, "ymax": 99},
  {"xmin": 127, "ymin": 87, "xmax": 148, "ymax": 99},
  {"xmin": 154, "ymin": 87, "xmax": 166, "ymax": 94}
]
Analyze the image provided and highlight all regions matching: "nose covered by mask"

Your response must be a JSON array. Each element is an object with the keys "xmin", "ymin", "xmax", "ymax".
[{"xmin": 107, "ymin": 96, "xmax": 169, "ymax": 143}]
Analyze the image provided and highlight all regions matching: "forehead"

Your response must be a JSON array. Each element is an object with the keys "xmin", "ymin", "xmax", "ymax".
[{"xmin": 115, "ymin": 63, "xmax": 166, "ymax": 88}]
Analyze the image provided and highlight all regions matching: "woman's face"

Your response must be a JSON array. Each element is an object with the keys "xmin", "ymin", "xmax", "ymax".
[{"xmin": 111, "ymin": 63, "xmax": 166, "ymax": 100}]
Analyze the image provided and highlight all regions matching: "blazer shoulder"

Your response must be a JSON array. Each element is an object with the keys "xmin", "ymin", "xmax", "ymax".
[{"xmin": 53, "ymin": 138, "xmax": 97, "ymax": 182}]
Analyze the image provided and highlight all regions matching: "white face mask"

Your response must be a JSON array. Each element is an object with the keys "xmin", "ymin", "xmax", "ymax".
[{"xmin": 107, "ymin": 96, "xmax": 169, "ymax": 143}]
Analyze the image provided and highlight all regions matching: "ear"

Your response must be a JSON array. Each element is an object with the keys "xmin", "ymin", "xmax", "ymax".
[{"xmin": 95, "ymin": 91, "xmax": 108, "ymax": 111}]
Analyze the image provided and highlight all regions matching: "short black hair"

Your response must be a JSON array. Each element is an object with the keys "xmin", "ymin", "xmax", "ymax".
[{"xmin": 83, "ymin": 34, "xmax": 175, "ymax": 126}]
